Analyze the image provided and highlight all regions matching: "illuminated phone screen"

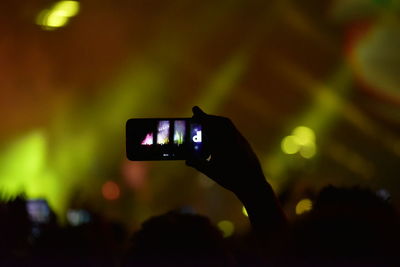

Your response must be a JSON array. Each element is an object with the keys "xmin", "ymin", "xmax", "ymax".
[{"xmin": 126, "ymin": 118, "xmax": 205, "ymax": 160}]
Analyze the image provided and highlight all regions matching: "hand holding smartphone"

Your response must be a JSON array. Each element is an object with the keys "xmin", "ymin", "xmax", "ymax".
[{"xmin": 126, "ymin": 118, "xmax": 207, "ymax": 160}]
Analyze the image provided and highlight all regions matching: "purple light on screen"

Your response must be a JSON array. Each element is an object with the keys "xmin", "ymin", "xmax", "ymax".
[
  {"xmin": 141, "ymin": 133, "xmax": 153, "ymax": 145},
  {"xmin": 157, "ymin": 120, "xmax": 170, "ymax": 145}
]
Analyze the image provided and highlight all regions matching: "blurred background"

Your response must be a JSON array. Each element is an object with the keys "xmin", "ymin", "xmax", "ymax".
[{"xmin": 1, "ymin": 0, "xmax": 400, "ymax": 236}]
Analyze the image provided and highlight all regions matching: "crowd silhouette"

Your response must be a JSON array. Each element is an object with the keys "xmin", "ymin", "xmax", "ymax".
[{"xmin": 1, "ymin": 107, "xmax": 398, "ymax": 266}]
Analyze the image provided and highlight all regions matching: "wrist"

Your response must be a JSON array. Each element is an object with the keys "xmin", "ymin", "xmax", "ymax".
[
  {"xmin": 235, "ymin": 179, "xmax": 286, "ymax": 227},
  {"xmin": 233, "ymin": 175, "xmax": 272, "ymax": 201}
]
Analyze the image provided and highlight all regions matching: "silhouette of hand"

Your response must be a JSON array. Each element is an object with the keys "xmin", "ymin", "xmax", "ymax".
[{"xmin": 186, "ymin": 106, "xmax": 267, "ymax": 194}]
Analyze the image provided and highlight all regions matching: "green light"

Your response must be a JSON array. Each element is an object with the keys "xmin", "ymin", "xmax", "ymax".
[
  {"xmin": 372, "ymin": 0, "xmax": 393, "ymax": 7},
  {"xmin": 281, "ymin": 126, "xmax": 317, "ymax": 158},
  {"xmin": 174, "ymin": 132, "xmax": 184, "ymax": 145},
  {"xmin": 281, "ymin": 136, "xmax": 301, "ymax": 154},
  {"xmin": 0, "ymin": 131, "xmax": 46, "ymax": 198},
  {"xmin": 242, "ymin": 206, "xmax": 248, "ymax": 217},
  {"xmin": 299, "ymin": 142, "xmax": 316, "ymax": 159},
  {"xmin": 292, "ymin": 126, "xmax": 315, "ymax": 145},
  {"xmin": 197, "ymin": 51, "xmax": 249, "ymax": 112},
  {"xmin": 52, "ymin": 1, "xmax": 80, "ymax": 17},
  {"xmin": 46, "ymin": 11, "xmax": 69, "ymax": 28},
  {"xmin": 217, "ymin": 220, "xmax": 235, "ymax": 238},
  {"xmin": 0, "ymin": 131, "xmax": 66, "ymax": 218},
  {"xmin": 36, "ymin": 1, "xmax": 80, "ymax": 30},
  {"xmin": 295, "ymin": 198, "xmax": 313, "ymax": 215},
  {"xmin": 35, "ymin": 9, "xmax": 49, "ymax": 26},
  {"xmin": 264, "ymin": 66, "xmax": 351, "ymax": 183}
]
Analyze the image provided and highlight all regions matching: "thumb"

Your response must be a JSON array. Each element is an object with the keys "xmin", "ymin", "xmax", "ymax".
[{"xmin": 192, "ymin": 106, "xmax": 207, "ymax": 118}]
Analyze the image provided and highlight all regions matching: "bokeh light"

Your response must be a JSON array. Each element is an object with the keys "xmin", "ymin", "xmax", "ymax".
[
  {"xmin": 102, "ymin": 181, "xmax": 120, "ymax": 201},
  {"xmin": 67, "ymin": 209, "xmax": 91, "ymax": 226},
  {"xmin": 293, "ymin": 126, "xmax": 315, "ymax": 145},
  {"xmin": 295, "ymin": 198, "xmax": 313, "ymax": 215},
  {"xmin": 122, "ymin": 161, "xmax": 148, "ymax": 190},
  {"xmin": 281, "ymin": 136, "xmax": 301, "ymax": 154},
  {"xmin": 36, "ymin": 1, "xmax": 80, "ymax": 30},
  {"xmin": 299, "ymin": 142, "xmax": 317, "ymax": 159},
  {"xmin": 376, "ymin": 189, "xmax": 391, "ymax": 202},
  {"xmin": 281, "ymin": 126, "xmax": 317, "ymax": 158},
  {"xmin": 217, "ymin": 220, "xmax": 235, "ymax": 238}
]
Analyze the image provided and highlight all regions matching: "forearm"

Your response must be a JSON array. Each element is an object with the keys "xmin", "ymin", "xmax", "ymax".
[{"xmin": 234, "ymin": 177, "xmax": 287, "ymax": 237}]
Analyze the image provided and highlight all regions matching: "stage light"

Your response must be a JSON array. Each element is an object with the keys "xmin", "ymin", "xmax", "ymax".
[
  {"xmin": 295, "ymin": 198, "xmax": 313, "ymax": 215},
  {"xmin": 102, "ymin": 181, "xmax": 120, "ymax": 200},
  {"xmin": 36, "ymin": 1, "xmax": 80, "ymax": 30},
  {"xmin": 0, "ymin": 131, "xmax": 45, "ymax": 199},
  {"xmin": 217, "ymin": 220, "xmax": 234, "ymax": 238}
]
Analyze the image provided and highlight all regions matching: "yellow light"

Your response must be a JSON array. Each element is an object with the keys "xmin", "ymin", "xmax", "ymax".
[
  {"xmin": 46, "ymin": 11, "xmax": 69, "ymax": 28},
  {"xmin": 282, "ymin": 126, "xmax": 317, "ymax": 158},
  {"xmin": 299, "ymin": 142, "xmax": 316, "ymax": 159},
  {"xmin": 36, "ymin": 1, "xmax": 80, "ymax": 30},
  {"xmin": 52, "ymin": 1, "xmax": 80, "ymax": 17},
  {"xmin": 281, "ymin": 136, "xmax": 300, "ymax": 154},
  {"xmin": 292, "ymin": 126, "xmax": 315, "ymax": 145},
  {"xmin": 217, "ymin": 220, "xmax": 235, "ymax": 238},
  {"xmin": 242, "ymin": 206, "xmax": 248, "ymax": 217},
  {"xmin": 295, "ymin": 198, "xmax": 313, "ymax": 215},
  {"xmin": 35, "ymin": 9, "xmax": 49, "ymax": 26}
]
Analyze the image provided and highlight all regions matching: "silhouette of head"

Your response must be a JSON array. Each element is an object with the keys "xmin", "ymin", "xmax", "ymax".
[
  {"xmin": 290, "ymin": 186, "xmax": 399, "ymax": 266},
  {"xmin": 0, "ymin": 196, "xmax": 31, "ymax": 254},
  {"xmin": 124, "ymin": 211, "xmax": 234, "ymax": 267}
]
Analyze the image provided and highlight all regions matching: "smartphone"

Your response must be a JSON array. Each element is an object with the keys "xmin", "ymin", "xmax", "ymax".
[{"xmin": 126, "ymin": 118, "xmax": 207, "ymax": 160}]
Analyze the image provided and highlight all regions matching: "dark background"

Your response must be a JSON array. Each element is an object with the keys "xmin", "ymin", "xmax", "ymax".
[{"xmin": 1, "ymin": 0, "xmax": 399, "ymax": 234}]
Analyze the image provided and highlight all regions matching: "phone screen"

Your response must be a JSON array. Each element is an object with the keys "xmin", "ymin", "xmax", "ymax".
[{"xmin": 126, "ymin": 118, "xmax": 206, "ymax": 160}]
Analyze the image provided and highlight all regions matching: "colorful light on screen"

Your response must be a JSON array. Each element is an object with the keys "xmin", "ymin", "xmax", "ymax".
[
  {"xmin": 192, "ymin": 130, "xmax": 202, "ymax": 143},
  {"xmin": 174, "ymin": 132, "xmax": 184, "ymax": 145},
  {"xmin": 102, "ymin": 181, "xmax": 120, "ymax": 200},
  {"xmin": 217, "ymin": 220, "xmax": 235, "ymax": 238},
  {"xmin": 173, "ymin": 120, "xmax": 185, "ymax": 145},
  {"xmin": 141, "ymin": 133, "xmax": 153, "ymax": 145},
  {"xmin": 157, "ymin": 120, "xmax": 170, "ymax": 145},
  {"xmin": 295, "ymin": 198, "xmax": 313, "ymax": 215},
  {"xmin": 36, "ymin": 1, "xmax": 80, "ymax": 30}
]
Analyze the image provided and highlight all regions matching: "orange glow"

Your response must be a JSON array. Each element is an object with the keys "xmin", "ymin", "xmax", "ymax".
[
  {"xmin": 122, "ymin": 160, "xmax": 148, "ymax": 190},
  {"xmin": 102, "ymin": 181, "xmax": 120, "ymax": 200}
]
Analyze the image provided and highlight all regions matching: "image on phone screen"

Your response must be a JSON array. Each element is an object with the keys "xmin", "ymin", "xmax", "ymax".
[{"xmin": 126, "ymin": 118, "xmax": 206, "ymax": 160}]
